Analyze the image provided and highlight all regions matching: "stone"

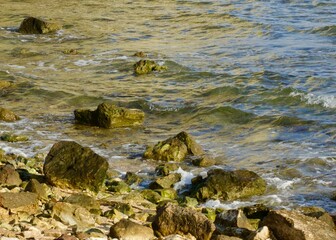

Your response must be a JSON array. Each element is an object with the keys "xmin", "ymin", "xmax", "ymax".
[
  {"xmin": 107, "ymin": 180, "xmax": 131, "ymax": 194},
  {"xmin": 133, "ymin": 51, "xmax": 147, "ymax": 58},
  {"xmin": 43, "ymin": 141, "xmax": 108, "ymax": 192},
  {"xmin": 211, "ymin": 235, "xmax": 243, "ymax": 240},
  {"xmin": 109, "ymin": 219, "xmax": 155, "ymax": 239},
  {"xmin": 64, "ymin": 193, "xmax": 100, "ymax": 214},
  {"xmin": 191, "ymin": 169, "xmax": 266, "ymax": 202},
  {"xmin": 155, "ymin": 188, "xmax": 178, "ymax": 200},
  {"xmin": 74, "ymin": 102, "xmax": 145, "ymax": 128},
  {"xmin": 25, "ymin": 179, "xmax": 48, "ymax": 200},
  {"xmin": 52, "ymin": 202, "xmax": 95, "ymax": 231},
  {"xmin": 0, "ymin": 108, "xmax": 20, "ymax": 122},
  {"xmin": 246, "ymin": 226, "xmax": 276, "ymax": 240},
  {"xmin": 242, "ymin": 204, "xmax": 270, "ymax": 219},
  {"xmin": 144, "ymin": 131, "xmax": 205, "ymax": 162},
  {"xmin": 295, "ymin": 206, "xmax": 335, "ymax": 229},
  {"xmin": 0, "ymin": 133, "xmax": 29, "ymax": 142},
  {"xmin": 22, "ymin": 226, "xmax": 42, "ymax": 239},
  {"xmin": 134, "ymin": 59, "xmax": 167, "ymax": 75},
  {"xmin": 191, "ymin": 156, "xmax": 216, "ymax": 167},
  {"xmin": 0, "ymin": 80, "xmax": 12, "ymax": 90},
  {"xmin": 141, "ymin": 189, "xmax": 162, "ymax": 204},
  {"xmin": 261, "ymin": 209, "xmax": 336, "ymax": 240},
  {"xmin": 18, "ymin": 17, "xmax": 61, "ymax": 34},
  {"xmin": 125, "ymin": 171, "xmax": 142, "ymax": 185},
  {"xmin": 156, "ymin": 163, "xmax": 179, "ymax": 176},
  {"xmin": 152, "ymin": 202, "xmax": 216, "ymax": 240},
  {"xmin": 0, "ymin": 164, "xmax": 22, "ymax": 187},
  {"xmin": 149, "ymin": 173, "xmax": 181, "ymax": 189},
  {"xmin": 109, "ymin": 202, "xmax": 135, "ymax": 216},
  {"xmin": 0, "ymin": 192, "xmax": 38, "ymax": 214}
]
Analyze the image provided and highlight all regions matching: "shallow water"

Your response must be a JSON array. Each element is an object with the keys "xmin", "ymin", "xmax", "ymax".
[{"xmin": 0, "ymin": 1, "xmax": 335, "ymax": 212}]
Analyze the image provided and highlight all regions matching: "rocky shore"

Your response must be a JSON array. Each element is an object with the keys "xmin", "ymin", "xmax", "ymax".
[{"xmin": 0, "ymin": 17, "xmax": 335, "ymax": 240}]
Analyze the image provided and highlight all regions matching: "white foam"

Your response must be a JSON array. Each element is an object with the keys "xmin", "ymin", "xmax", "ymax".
[
  {"xmin": 74, "ymin": 59, "xmax": 101, "ymax": 66},
  {"xmin": 173, "ymin": 167, "xmax": 195, "ymax": 191},
  {"xmin": 264, "ymin": 176, "xmax": 298, "ymax": 190},
  {"xmin": 201, "ymin": 199, "xmax": 253, "ymax": 210},
  {"xmin": 290, "ymin": 91, "xmax": 336, "ymax": 109}
]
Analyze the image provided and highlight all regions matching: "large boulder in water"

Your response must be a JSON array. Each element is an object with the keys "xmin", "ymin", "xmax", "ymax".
[
  {"xmin": 190, "ymin": 169, "xmax": 266, "ymax": 202},
  {"xmin": 43, "ymin": 141, "xmax": 108, "ymax": 192},
  {"xmin": 74, "ymin": 102, "xmax": 145, "ymax": 128},
  {"xmin": 0, "ymin": 107, "xmax": 20, "ymax": 122},
  {"xmin": 152, "ymin": 202, "xmax": 216, "ymax": 240},
  {"xmin": 144, "ymin": 131, "xmax": 206, "ymax": 162},
  {"xmin": 18, "ymin": 17, "xmax": 61, "ymax": 34},
  {"xmin": 261, "ymin": 209, "xmax": 336, "ymax": 240}
]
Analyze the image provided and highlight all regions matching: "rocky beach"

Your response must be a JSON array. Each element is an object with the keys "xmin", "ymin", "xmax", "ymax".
[{"xmin": 1, "ymin": 1, "xmax": 336, "ymax": 239}]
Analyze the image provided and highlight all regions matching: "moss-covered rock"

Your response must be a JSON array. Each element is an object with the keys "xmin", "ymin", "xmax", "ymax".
[
  {"xmin": 144, "ymin": 131, "xmax": 205, "ymax": 162},
  {"xmin": 0, "ymin": 108, "xmax": 20, "ymax": 122},
  {"xmin": 141, "ymin": 189, "xmax": 162, "ymax": 204},
  {"xmin": 190, "ymin": 169, "xmax": 266, "ymax": 202},
  {"xmin": 74, "ymin": 102, "xmax": 145, "ymax": 128},
  {"xmin": 133, "ymin": 51, "xmax": 147, "ymax": 58},
  {"xmin": 192, "ymin": 156, "xmax": 216, "ymax": 167},
  {"xmin": 43, "ymin": 141, "xmax": 108, "ymax": 192},
  {"xmin": 149, "ymin": 173, "xmax": 181, "ymax": 189},
  {"xmin": 134, "ymin": 59, "xmax": 167, "ymax": 75},
  {"xmin": 155, "ymin": 188, "xmax": 178, "ymax": 200},
  {"xmin": 155, "ymin": 162, "xmax": 179, "ymax": 176},
  {"xmin": 0, "ymin": 80, "xmax": 12, "ymax": 90},
  {"xmin": 18, "ymin": 17, "xmax": 61, "ymax": 34},
  {"xmin": 106, "ymin": 180, "xmax": 131, "ymax": 194},
  {"xmin": 1, "ymin": 133, "xmax": 29, "ymax": 142},
  {"xmin": 124, "ymin": 172, "xmax": 142, "ymax": 186}
]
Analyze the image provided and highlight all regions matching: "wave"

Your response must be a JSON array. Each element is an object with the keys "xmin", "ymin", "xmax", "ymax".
[{"xmin": 290, "ymin": 91, "xmax": 336, "ymax": 109}]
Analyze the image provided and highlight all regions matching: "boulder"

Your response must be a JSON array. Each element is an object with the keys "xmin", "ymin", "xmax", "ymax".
[
  {"xmin": 191, "ymin": 169, "xmax": 266, "ymax": 202},
  {"xmin": 149, "ymin": 173, "xmax": 181, "ymax": 189},
  {"xmin": 106, "ymin": 180, "xmax": 131, "ymax": 194},
  {"xmin": 43, "ymin": 141, "xmax": 108, "ymax": 192},
  {"xmin": 0, "ymin": 192, "xmax": 38, "ymax": 214},
  {"xmin": 191, "ymin": 156, "xmax": 216, "ymax": 167},
  {"xmin": 246, "ymin": 226, "xmax": 276, "ymax": 240},
  {"xmin": 144, "ymin": 131, "xmax": 205, "ymax": 162},
  {"xmin": 109, "ymin": 219, "xmax": 155, "ymax": 240},
  {"xmin": 125, "ymin": 171, "xmax": 142, "ymax": 185},
  {"xmin": 0, "ymin": 164, "xmax": 22, "ymax": 187},
  {"xmin": 64, "ymin": 193, "xmax": 101, "ymax": 214},
  {"xmin": 0, "ymin": 107, "xmax": 20, "ymax": 122},
  {"xmin": 18, "ymin": 17, "xmax": 61, "ymax": 34},
  {"xmin": 25, "ymin": 179, "xmax": 48, "ymax": 200},
  {"xmin": 152, "ymin": 202, "xmax": 216, "ymax": 240},
  {"xmin": 134, "ymin": 59, "xmax": 167, "ymax": 75},
  {"xmin": 261, "ymin": 209, "xmax": 336, "ymax": 240},
  {"xmin": 156, "ymin": 163, "xmax": 179, "ymax": 176},
  {"xmin": 74, "ymin": 102, "xmax": 145, "ymax": 128},
  {"xmin": 295, "ymin": 206, "xmax": 335, "ymax": 229}
]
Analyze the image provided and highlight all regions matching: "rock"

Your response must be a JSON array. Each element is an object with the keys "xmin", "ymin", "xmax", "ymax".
[
  {"xmin": 133, "ymin": 51, "xmax": 147, "ymax": 58},
  {"xmin": 152, "ymin": 202, "xmax": 216, "ymax": 240},
  {"xmin": 109, "ymin": 219, "xmax": 155, "ymax": 240},
  {"xmin": 63, "ymin": 49, "xmax": 79, "ymax": 55},
  {"xmin": 149, "ymin": 173, "xmax": 181, "ymax": 189},
  {"xmin": 74, "ymin": 102, "xmax": 145, "ymax": 128},
  {"xmin": 64, "ymin": 193, "xmax": 100, "ymax": 214},
  {"xmin": 0, "ymin": 133, "xmax": 29, "ymax": 142},
  {"xmin": 141, "ymin": 189, "xmax": 162, "ymax": 204},
  {"xmin": 55, "ymin": 234, "xmax": 78, "ymax": 240},
  {"xmin": 18, "ymin": 17, "xmax": 61, "ymax": 34},
  {"xmin": 43, "ymin": 141, "xmax": 108, "ymax": 192},
  {"xmin": 242, "ymin": 204, "xmax": 270, "ymax": 220},
  {"xmin": 25, "ymin": 179, "xmax": 48, "ymax": 200},
  {"xmin": 144, "ymin": 131, "xmax": 205, "ymax": 162},
  {"xmin": 261, "ymin": 209, "xmax": 336, "ymax": 240},
  {"xmin": 211, "ymin": 235, "xmax": 243, "ymax": 240},
  {"xmin": 0, "ymin": 192, "xmax": 38, "ymax": 214},
  {"xmin": 134, "ymin": 59, "xmax": 167, "ymax": 75},
  {"xmin": 52, "ymin": 202, "xmax": 95, "ymax": 231},
  {"xmin": 156, "ymin": 163, "xmax": 179, "ymax": 176},
  {"xmin": 246, "ymin": 226, "xmax": 276, "ymax": 240},
  {"xmin": 107, "ymin": 180, "xmax": 131, "ymax": 194},
  {"xmin": 0, "ymin": 80, "xmax": 12, "ymax": 90},
  {"xmin": 155, "ymin": 188, "xmax": 178, "ymax": 200},
  {"xmin": 109, "ymin": 202, "xmax": 135, "ymax": 216},
  {"xmin": 125, "ymin": 172, "xmax": 142, "ymax": 185},
  {"xmin": 191, "ymin": 156, "xmax": 216, "ymax": 167},
  {"xmin": 103, "ymin": 208, "xmax": 126, "ymax": 221},
  {"xmin": 215, "ymin": 209, "xmax": 254, "ymax": 230},
  {"xmin": 0, "ymin": 164, "xmax": 22, "ymax": 187},
  {"xmin": 0, "ymin": 108, "xmax": 20, "ymax": 122},
  {"xmin": 202, "ymin": 208, "xmax": 217, "ymax": 222},
  {"xmin": 191, "ymin": 169, "xmax": 266, "ymax": 202},
  {"xmin": 22, "ymin": 226, "xmax": 42, "ymax": 239},
  {"xmin": 295, "ymin": 206, "xmax": 335, "ymax": 229}
]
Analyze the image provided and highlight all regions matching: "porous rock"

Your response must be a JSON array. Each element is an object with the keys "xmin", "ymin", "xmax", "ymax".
[
  {"xmin": 43, "ymin": 141, "xmax": 108, "ymax": 192},
  {"xmin": 152, "ymin": 202, "xmax": 216, "ymax": 240},
  {"xmin": 261, "ymin": 209, "xmax": 336, "ymax": 240},
  {"xmin": 109, "ymin": 218, "xmax": 155, "ymax": 240},
  {"xmin": 74, "ymin": 102, "xmax": 145, "ymax": 128},
  {"xmin": 191, "ymin": 169, "xmax": 266, "ymax": 202},
  {"xmin": 18, "ymin": 16, "xmax": 61, "ymax": 34},
  {"xmin": 134, "ymin": 59, "xmax": 167, "ymax": 75}
]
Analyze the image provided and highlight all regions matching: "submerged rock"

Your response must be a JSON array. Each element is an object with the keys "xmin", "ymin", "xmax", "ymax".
[
  {"xmin": 0, "ymin": 80, "xmax": 12, "ymax": 89},
  {"xmin": 152, "ymin": 202, "xmax": 216, "ymax": 240},
  {"xmin": 144, "ymin": 131, "xmax": 206, "ymax": 162},
  {"xmin": 0, "ymin": 107, "xmax": 20, "ymax": 122},
  {"xmin": 1, "ymin": 133, "xmax": 29, "ymax": 142},
  {"xmin": 74, "ymin": 102, "xmax": 145, "ymax": 128},
  {"xmin": 261, "ymin": 209, "xmax": 336, "ymax": 240},
  {"xmin": 109, "ymin": 218, "xmax": 155, "ymax": 239},
  {"xmin": 190, "ymin": 169, "xmax": 266, "ymax": 202},
  {"xmin": 43, "ymin": 141, "xmax": 108, "ymax": 192},
  {"xmin": 18, "ymin": 17, "xmax": 61, "ymax": 34},
  {"xmin": 134, "ymin": 59, "xmax": 167, "ymax": 75},
  {"xmin": 133, "ymin": 51, "xmax": 147, "ymax": 58}
]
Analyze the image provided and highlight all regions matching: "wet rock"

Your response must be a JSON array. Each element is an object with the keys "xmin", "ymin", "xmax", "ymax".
[
  {"xmin": 0, "ymin": 192, "xmax": 38, "ymax": 214},
  {"xmin": 152, "ymin": 202, "xmax": 216, "ymax": 240},
  {"xmin": 43, "ymin": 141, "xmax": 108, "ymax": 192},
  {"xmin": 0, "ymin": 164, "xmax": 22, "ymax": 187},
  {"xmin": 0, "ymin": 107, "xmax": 20, "ymax": 122},
  {"xmin": 211, "ymin": 235, "xmax": 243, "ymax": 240},
  {"xmin": 0, "ymin": 80, "xmax": 12, "ymax": 89},
  {"xmin": 144, "ymin": 131, "xmax": 205, "ymax": 162},
  {"xmin": 125, "ymin": 171, "xmax": 142, "ymax": 185},
  {"xmin": 52, "ymin": 202, "xmax": 95, "ymax": 231},
  {"xmin": 25, "ymin": 179, "xmax": 48, "ymax": 200},
  {"xmin": 155, "ymin": 188, "xmax": 178, "ymax": 200},
  {"xmin": 134, "ymin": 59, "xmax": 167, "ymax": 75},
  {"xmin": 261, "ymin": 209, "xmax": 336, "ymax": 240},
  {"xmin": 295, "ymin": 206, "xmax": 335, "ymax": 229},
  {"xmin": 149, "ymin": 173, "xmax": 181, "ymax": 189},
  {"xmin": 18, "ymin": 16, "xmax": 61, "ymax": 34},
  {"xmin": 64, "ymin": 193, "xmax": 100, "ymax": 214},
  {"xmin": 141, "ymin": 189, "xmax": 163, "ymax": 204},
  {"xmin": 202, "ymin": 208, "xmax": 217, "ymax": 222},
  {"xmin": 191, "ymin": 155, "xmax": 216, "ymax": 167},
  {"xmin": 63, "ymin": 49, "xmax": 79, "ymax": 55},
  {"xmin": 0, "ymin": 133, "xmax": 29, "ymax": 142},
  {"xmin": 215, "ymin": 209, "xmax": 254, "ymax": 230},
  {"xmin": 156, "ymin": 163, "xmax": 179, "ymax": 176},
  {"xmin": 241, "ymin": 204, "xmax": 270, "ymax": 220},
  {"xmin": 106, "ymin": 180, "xmax": 131, "ymax": 194},
  {"xmin": 109, "ymin": 218, "xmax": 155, "ymax": 239},
  {"xmin": 133, "ymin": 51, "xmax": 147, "ymax": 58},
  {"xmin": 74, "ymin": 102, "xmax": 145, "ymax": 128},
  {"xmin": 246, "ymin": 226, "xmax": 276, "ymax": 240},
  {"xmin": 190, "ymin": 169, "xmax": 266, "ymax": 202}
]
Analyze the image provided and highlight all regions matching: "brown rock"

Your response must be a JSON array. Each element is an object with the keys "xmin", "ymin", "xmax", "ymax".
[
  {"xmin": 0, "ymin": 107, "xmax": 20, "ymax": 122},
  {"xmin": 215, "ymin": 209, "xmax": 255, "ymax": 231},
  {"xmin": 109, "ymin": 218, "xmax": 155, "ymax": 240},
  {"xmin": 25, "ymin": 178, "xmax": 48, "ymax": 200},
  {"xmin": 295, "ymin": 206, "xmax": 335, "ymax": 229},
  {"xmin": 261, "ymin": 209, "xmax": 336, "ymax": 240},
  {"xmin": 246, "ymin": 226, "xmax": 277, "ymax": 240},
  {"xmin": 0, "ymin": 192, "xmax": 38, "ymax": 214},
  {"xmin": 152, "ymin": 202, "xmax": 215, "ymax": 240},
  {"xmin": 18, "ymin": 16, "xmax": 61, "ymax": 34},
  {"xmin": 0, "ymin": 164, "xmax": 22, "ymax": 187}
]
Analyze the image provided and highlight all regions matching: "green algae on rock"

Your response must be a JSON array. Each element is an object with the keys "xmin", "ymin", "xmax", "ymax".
[
  {"xmin": 74, "ymin": 102, "xmax": 145, "ymax": 128},
  {"xmin": 43, "ymin": 141, "xmax": 108, "ymax": 192},
  {"xmin": 191, "ymin": 169, "xmax": 267, "ymax": 202},
  {"xmin": 1, "ymin": 133, "xmax": 29, "ymax": 142},
  {"xmin": 0, "ymin": 108, "xmax": 20, "ymax": 122},
  {"xmin": 18, "ymin": 17, "xmax": 61, "ymax": 34},
  {"xmin": 134, "ymin": 59, "xmax": 167, "ymax": 75}
]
